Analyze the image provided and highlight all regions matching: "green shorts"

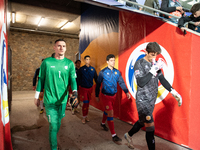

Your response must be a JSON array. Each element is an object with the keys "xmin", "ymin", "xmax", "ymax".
[{"xmin": 45, "ymin": 103, "xmax": 67, "ymax": 122}]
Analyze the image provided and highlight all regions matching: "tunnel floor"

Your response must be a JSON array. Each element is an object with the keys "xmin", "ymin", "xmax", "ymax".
[{"xmin": 10, "ymin": 91, "xmax": 189, "ymax": 150}]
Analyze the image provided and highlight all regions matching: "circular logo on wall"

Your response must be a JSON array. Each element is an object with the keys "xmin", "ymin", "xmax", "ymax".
[{"xmin": 125, "ymin": 43, "xmax": 174, "ymax": 104}]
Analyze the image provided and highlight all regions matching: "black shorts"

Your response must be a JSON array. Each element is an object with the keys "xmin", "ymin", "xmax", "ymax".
[{"xmin": 136, "ymin": 99, "xmax": 155, "ymax": 123}]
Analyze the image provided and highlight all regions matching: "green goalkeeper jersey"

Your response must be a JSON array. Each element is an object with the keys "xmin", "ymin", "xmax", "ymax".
[{"xmin": 36, "ymin": 56, "xmax": 77, "ymax": 105}]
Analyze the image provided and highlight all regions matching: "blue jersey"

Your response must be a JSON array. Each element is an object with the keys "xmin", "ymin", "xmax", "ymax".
[
  {"xmin": 95, "ymin": 67, "xmax": 128, "ymax": 97},
  {"xmin": 78, "ymin": 65, "xmax": 98, "ymax": 88}
]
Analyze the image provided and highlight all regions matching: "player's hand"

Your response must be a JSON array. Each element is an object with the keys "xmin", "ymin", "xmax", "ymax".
[
  {"xmin": 96, "ymin": 97, "xmax": 100, "ymax": 103},
  {"xmin": 34, "ymin": 98, "xmax": 40, "ymax": 107},
  {"xmin": 33, "ymin": 86, "xmax": 36, "ymax": 91},
  {"xmin": 126, "ymin": 93, "xmax": 131, "ymax": 99},
  {"xmin": 150, "ymin": 58, "xmax": 164, "ymax": 76},
  {"xmin": 70, "ymin": 91, "xmax": 78, "ymax": 108},
  {"xmin": 170, "ymin": 89, "xmax": 182, "ymax": 107}
]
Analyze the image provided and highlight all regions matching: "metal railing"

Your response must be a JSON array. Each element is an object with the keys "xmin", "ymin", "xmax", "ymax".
[
  {"xmin": 120, "ymin": 0, "xmax": 180, "ymax": 19},
  {"xmin": 76, "ymin": 0, "xmax": 200, "ymax": 35},
  {"xmin": 119, "ymin": 0, "xmax": 198, "ymax": 27}
]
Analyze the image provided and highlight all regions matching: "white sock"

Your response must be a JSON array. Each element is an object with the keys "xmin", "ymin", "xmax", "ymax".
[
  {"xmin": 112, "ymin": 134, "xmax": 116, "ymax": 137},
  {"xmin": 40, "ymin": 100, "xmax": 43, "ymax": 109}
]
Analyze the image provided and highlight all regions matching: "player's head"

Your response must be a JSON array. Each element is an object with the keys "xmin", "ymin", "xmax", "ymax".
[
  {"xmin": 146, "ymin": 42, "xmax": 161, "ymax": 54},
  {"xmin": 145, "ymin": 42, "xmax": 161, "ymax": 62},
  {"xmin": 54, "ymin": 39, "xmax": 66, "ymax": 57},
  {"xmin": 190, "ymin": 3, "xmax": 200, "ymax": 18},
  {"xmin": 75, "ymin": 60, "xmax": 81, "ymax": 68},
  {"xmin": 106, "ymin": 54, "xmax": 115, "ymax": 68},
  {"xmin": 84, "ymin": 55, "xmax": 90, "ymax": 65}
]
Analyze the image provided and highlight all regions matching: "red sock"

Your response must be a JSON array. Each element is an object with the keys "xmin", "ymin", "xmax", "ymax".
[
  {"xmin": 107, "ymin": 117, "xmax": 115, "ymax": 135},
  {"xmin": 86, "ymin": 103, "xmax": 89, "ymax": 116},
  {"xmin": 102, "ymin": 111, "xmax": 108, "ymax": 124},
  {"xmin": 82, "ymin": 100, "xmax": 89, "ymax": 116}
]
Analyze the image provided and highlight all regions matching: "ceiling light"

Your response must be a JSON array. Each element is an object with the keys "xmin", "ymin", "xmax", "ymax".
[
  {"xmin": 57, "ymin": 20, "xmax": 68, "ymax": 28},
  {"xmin": 60, "ymin": 22, "xmax": 72, "ymax": 30},
  {"xmin": 12, "ymin": 12, "xmax": 15, "ymax": 23},
  {"xmin": 38, "ymin": 17, "xmax": 44, "ymax": 26}
]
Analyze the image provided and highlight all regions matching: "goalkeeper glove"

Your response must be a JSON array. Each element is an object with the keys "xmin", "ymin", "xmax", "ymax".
[
  {"xmin": 149, "ymin": 58, "xmax": 164, "ymax": 76},
  {"xmin": 170, "ymin": 89, "xmax": 182, "ymax": 107},
  {"xmin": 69, "ymin": 91, "xmax": 78, "ymax": 108}
]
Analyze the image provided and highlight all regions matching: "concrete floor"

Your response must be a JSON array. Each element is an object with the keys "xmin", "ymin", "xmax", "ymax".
[{"xmin": 10, "ymin": 91, "xmax": 190, "ymax": 150}]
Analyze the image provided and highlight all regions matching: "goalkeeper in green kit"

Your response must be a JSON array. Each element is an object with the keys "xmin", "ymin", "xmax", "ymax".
[{"xmin": 34, "ymin": 39, "xmax": 78, "ymax": 150}]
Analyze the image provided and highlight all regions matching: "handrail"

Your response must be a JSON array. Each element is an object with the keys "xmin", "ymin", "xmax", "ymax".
[
  {"xmin": 120, "ymin": 0, "xmax": 198, "ymax": 26},
  {"xmin": 76, "ymin": 0, "xmax": 200, "ymax": 34},
  {"xmin": 121, "ymin": 0, "xmax": 180, "ymax": 19}
]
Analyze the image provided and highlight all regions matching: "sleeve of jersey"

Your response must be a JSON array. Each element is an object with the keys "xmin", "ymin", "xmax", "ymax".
[
  {"xmin": 157, "ymin": 70, "xmax": 172, "ymax": 92},
  {"xmin": 118, "ymin": 72, "xmax": 128, "ymax": 93},
  {"xmin": 134, "ymin": 62, "xmax": 153, "ymax": 88},
  {"xmin": 33, "ymin": 69, "xmax": 38, "ymax": 86},
  {"xmin": 95, "ymin": 71, "xmax": 103, "ymax": 97},
  {"xmin": 36, "ymin": 62, "xmax": 45, "ymax": 92},
  {"xmin": 137, "ymin": 73, "xmax": 153, "ymax": 88},
  {"xmin": 77, "ymin": 68, "xmax": 81, "ymax": 87},
  {"xmin": 69, "ymin": 62, "xmax": 77, "ymax": 91},
  {"xmin": 94, "ymin": 69, "xmax": 98, "ymax": 84}
]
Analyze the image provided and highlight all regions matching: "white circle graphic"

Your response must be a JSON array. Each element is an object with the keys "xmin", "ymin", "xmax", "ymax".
[{"xmin": 125, "ymin": 42, "xmax": 174, "ymax": 104}]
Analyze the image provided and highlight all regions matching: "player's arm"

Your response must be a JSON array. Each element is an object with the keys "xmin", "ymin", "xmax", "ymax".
[
  {"xmin": 137, "ymin": 58, "xmax": 164, "ymax": 87},
  {"xmin": 69, "ymin": 62, "xmax": 77, "ymax": 92},
  {"xmin": 95, "ymin": 71, "xmax": 103, "ymax": 102},
  {"xmin": 34, "ymin": 62, "xmax": 45, "ymax": 106},
  {"xmin": 93, "ymin": 68, "xmax": 98, "ymax": 84},
  {"xmin": 33, "ymin": 68, "xmax": 39, "ymax": 90},
  {"xmin": 77, "ymin": 67, "xmax": 83, "ymax": 87},
  {"xmin": 136, "ymin": 73, "xmax": 153, "ymax": 88},
  {"xmin": 158, "ymin": 70, "xmax": 182, "ymax": 106},
  {"xmin": 76, "ymin": 69, "xmax": 80, "ymax": 89},
  {"xmin": 68, "ymin": 62, "xmax": 79, "ymax": 107},
  {"xmin": 118, "ymin": 72, "xmax": 131, "ymax": 99},
  {"xmin": 95, "ymin": 71, "xmax": 103, "ymax": 98}
]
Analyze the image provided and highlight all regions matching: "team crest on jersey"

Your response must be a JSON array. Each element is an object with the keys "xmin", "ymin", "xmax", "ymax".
[
  {"xmin": 91, "ymin": 68, "xmax": 93, "ymax": 71},
  {"xmin": 125, "ymin": 42, "xmax": 174, "ymax": 104},
  {"xmin": 146, "ymin": 116, "xmax": 151, "ymax": 121},
  {"xmin": 135, "ymin": 70, "xmax": 140, "ymax": 75},
  {"xmin": 115, "ymin": 71, "xmax": 117, "ymax": 75},
  {"xmin": 106, "ymin": 105, "xmax": 109, "ymax": 110},
  {"xmin": 65, "ymin": 66, "xmax": 68, "ymax": 69}
]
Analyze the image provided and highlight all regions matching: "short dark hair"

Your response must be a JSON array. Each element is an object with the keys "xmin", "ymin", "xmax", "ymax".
[
  {"xmin": 51, "ymin": 53, "xmax": 55, "ymax": 57},
  {"xmin": 84, "ymin": 55, "xmax": 90, "ymax": 59},
  {"xmin": 55, "ymin": 39, "xmax": 65, "ymax": 44},
  {"xmin": 190, "ymin": 3, "xmax": 200, "ymax": 14},
  {"xmin": 106, "ymin": 54, "xmax": 115, "ymax": 61},
  {"xmin": 146, "ymin": 42, "xmax": 161, "ymax": 54},
  {"xmin": 42, "ymin": 59, "xmax": 44, "ymax": 61},
  {"xmin": 75, "ymin": 60, "xmax": 81, "ymax": 64}
]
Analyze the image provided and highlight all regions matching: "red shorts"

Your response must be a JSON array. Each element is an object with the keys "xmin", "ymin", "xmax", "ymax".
[
  {"xmin": 79, "ymin": 86, "xmax": 93, "ymax": 101},
  {"xmin": 101, "ymin": 94, "xmax": 116, "ymax": 111},
  {"xmin": 68, "ymin": 86, "xmax": 72, "ymax": 95}
]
